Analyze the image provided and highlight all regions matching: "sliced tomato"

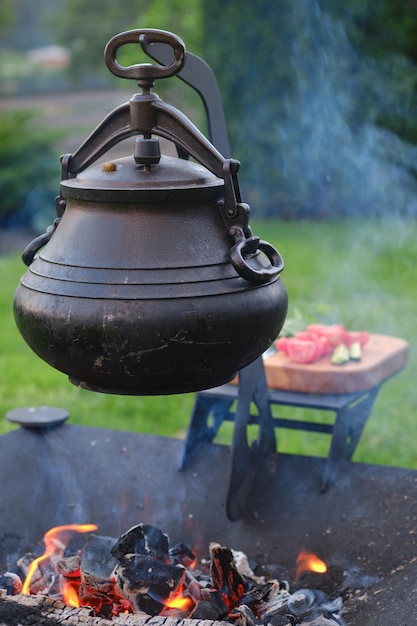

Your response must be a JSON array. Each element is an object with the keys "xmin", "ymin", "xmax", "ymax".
[
  {"xmin": 291, "ymin": 331, "xmax": 331, "ymax": 357},
  {"xmin": 344, "ymin": 330, "xmax": 370, "ymax": 347},
  {"xmin": 275, "ymin": 336, "xmax": 290, "ymax": 354},
  {"xmin": 286, "ymin": 339, "xmax": 321, "ymax": 363},
  {"xmin": 315, "ymin": 335, "xmax": 334, "ymax": 357},
  {"xmin": 276, "ymin": 324, "xmax": 370, "ymax": 364},
  {"xmin": 306, "ymin": 323, "xmax": 349, "ymax": 347}
]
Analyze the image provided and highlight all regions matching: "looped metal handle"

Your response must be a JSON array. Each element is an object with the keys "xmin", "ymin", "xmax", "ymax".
[
  {"xmin": 22, "ymin": 218, "xmax": 60, "ymax": 266},
  {"xmin": 230, "ymin": 227, "xmax": 284, "ymax": 284},
  {"xmin": 104, "ymin": 29, "xmax": 186, "ymax": 82}
]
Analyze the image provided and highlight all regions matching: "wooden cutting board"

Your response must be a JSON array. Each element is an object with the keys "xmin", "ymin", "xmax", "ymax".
[{"xmin": 262, "ymin": 334, "xmax": 409, "ymax": 394}]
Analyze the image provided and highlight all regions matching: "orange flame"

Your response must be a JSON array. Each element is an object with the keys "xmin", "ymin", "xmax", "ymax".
[
  {"xmin": 295, "ymin": 549, "xmax": 327, "ymax": 580},
  {"xmin": 21, "ymin": 523, "xmax": 98, "ymax": 595},
  {"xmin": 62, "ymin": 580, "xmax": 80, "ymax": 607},
  {"xmin": 164, "ymin": 585, "xmax": 193, "ymax": 612},
  {"xmin": 165, "ymin": 595, "xmax": 193, "ymax": 611}
]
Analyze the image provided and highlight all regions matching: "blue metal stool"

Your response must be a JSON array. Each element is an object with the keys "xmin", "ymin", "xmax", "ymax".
[{"xmin": 181, "ymin": 356, "xmax": 385, "ymax": 518}]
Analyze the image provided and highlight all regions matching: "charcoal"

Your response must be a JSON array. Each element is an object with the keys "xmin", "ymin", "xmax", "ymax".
[
  {"xmin": 230, "ymin": 604, "xmax": 263, "ymax": 626},
  {"xmin": 239, "ymin": 580, "xmax": 275, "ymax": 607},
  {"xmin": 287, "ymin": 587, "xmax": 317, "ymax": 617},
  {"xmin": 80, "ymin": 534, "xmax": 118, "ymax": 587},
  {"xmin": 111, "ymin": 523, "xmax": 170, "ymax": 563},
  {"xmin": 77, "ymin": 585, "xmax": 115, "ymax": 619},
  {"xmin": 232, "ymin": 550, "xmax": 264, "ymax": 584},
  {"xmin": 111, "ymin": 524, "xmax": 146, "ymax": 562},
  {"xmin": 210, "ymin": 542, "xmax": 246, "ymax": 608},
  {"xmin": 141, "ymin": 524, "xmax": 170, "ymax": 561},
  {"xmin": 16, "ymin": 553, "xmax": 55, "ymax": 595},
  {"xmin": 293, "ymin": 618, "xmax": 343, "ymax": 626},
  {"xmin": 56, "ymin": 554, "xmax": 81, "ymax": 578},
  {"xmin": 256, "ymin": 580, "xmax": 291, "ymax": 625},
  {"xmin": 113, "ymin": 553, "xmax": 185, "ymax": 615},
  {"xmin": 183, "ymin": 566, "xmax": 213, "ymax": 603},
  {"xmin": 17, "ymin": 554, "xmax": 41, "ymax": 581},
  {"xmin": 286, "ymin": 589, "xmax": 345, "ymax": 626},
  {"xmin": 114, "ymin": 554, "xmax": 185, "ymax": 592},
  {"xmin": 263, "ymin": 610, "xmax": 293, "ymax": 626},
  {"xmin": 135, "ymin": 593, "xmax": 166, "ymax": 616},
  {"xmin": 190, "ymin": 588, "xmax": 229, "ymax": 620},
  {"xmin": 187, "ymin": 579, "xmax": 203, "ymax": 602},
  {"xmin": 169, "ymin": 542, "xmax": 196, "ymax": 567},
  {"xmin": 0, "ymin": 571, "xmax": 22, "ymax": 595}
]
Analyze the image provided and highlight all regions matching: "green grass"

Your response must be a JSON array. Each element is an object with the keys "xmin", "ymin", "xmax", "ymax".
[{"xmin": 1, "ymin": 218, "xmax": 416, "ymax": 469}]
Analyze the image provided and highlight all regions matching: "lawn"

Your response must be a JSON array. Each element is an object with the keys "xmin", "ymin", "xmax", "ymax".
[{"xmin": 1, "ymin": 218, "xmax": 416, "ymax": 468}]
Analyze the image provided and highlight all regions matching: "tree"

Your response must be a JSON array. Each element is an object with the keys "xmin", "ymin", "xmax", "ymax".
[
  {"xmin": 50, "ymin": 0, "xmax": 146, "ymax": 84},
  {"xmin": 51, "ymin": 0, "xmax": 203, "ymax": 86},
  {"xmin": 0, "ymin": 111, "xmax": 61, "ymax": 229},
  {"xmin": 0, "ymin": 0, "xmax": 14, "ymax": 32}
]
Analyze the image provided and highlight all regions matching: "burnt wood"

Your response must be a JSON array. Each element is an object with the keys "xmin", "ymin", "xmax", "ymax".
[
  {"xmin": 0, "ymin": 592, "xmax": 229, "ymax": 625},
  {"xmin": 209, "ymin": 542, "xmax": 245, "ymax": 608}
]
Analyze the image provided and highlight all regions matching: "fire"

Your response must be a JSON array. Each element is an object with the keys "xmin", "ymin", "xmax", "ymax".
[
  {"xmin": 165, "ymin": 594, "xmax": 193, "ymax": 611},
  {"xmin": 295, "ymin": 549, "xmax": 327, "ymax": 580},
  {"xmin": 62, "ymin": 580, "xmax": 80, "ymax": 607},
  {"xmin": 21, "ymin": 523, "xmax": 98, "ymax": 595},
  {"xmin": 164, "ymin": 585, "xmax": 194, "ymax": 612}
]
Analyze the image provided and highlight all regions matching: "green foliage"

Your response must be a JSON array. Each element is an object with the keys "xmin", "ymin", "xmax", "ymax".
[
  {"xmin": 0, "ymin": 110, "xmax": 61, "ymax": 228},
  {"xmin": 319, "ymin": 0, "xmax": 417, "ymax": 145},
  {"xmin": 323, "ymin": 0, "xmax": 417, "ymax": 62},
  {"xmin": 51, "ymin": 0, "xmax": 203, "ymax": 86},
  {"xmin": 0, "ymin": 0, "xmax": 14, "ymax": 31},
  {"xmin": 50, "ymin": 0, "xmax": 144, "ymax": 84},
  {"xmin": 138, "ymin": 0, "xmax": 203, "ymax": 56}
]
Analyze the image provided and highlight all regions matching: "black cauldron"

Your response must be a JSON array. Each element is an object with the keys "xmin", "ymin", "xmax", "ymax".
[{"xmin": 13, "ymin": 29, "xmax": 287, "ymax": 395}]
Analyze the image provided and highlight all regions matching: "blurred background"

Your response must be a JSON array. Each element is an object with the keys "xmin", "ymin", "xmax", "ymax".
[
  {"xmin": 1, "ymin": 0, "xmax": 417, "ymax": 468},
  {"xmin": 3, "ymin": 0, "xmax": 417, "ymax": 229}
]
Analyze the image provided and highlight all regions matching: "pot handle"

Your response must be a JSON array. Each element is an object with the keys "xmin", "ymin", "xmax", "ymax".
[
  {"xmin": 220, "ymin": 161, "xmax": 284, "ymax": 283},
  {"xmin": 229, "ymin": 226, "xmax": 285, "ymax": 284},
  {"xmin": 21, "ymin": 218, "xmax": 60, "ymax": 266},
  {"xmin": 104, "ymin": 29, "xmax": 186, "ymax": 82}
]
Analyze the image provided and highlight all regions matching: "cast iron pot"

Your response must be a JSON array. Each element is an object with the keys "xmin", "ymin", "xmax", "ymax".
[{"xmin": 13, "ymin": 29, "xmax": 287, "ymax": 395}]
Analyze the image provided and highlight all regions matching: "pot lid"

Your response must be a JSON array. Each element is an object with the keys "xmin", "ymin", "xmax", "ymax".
[{"xmin": 61, "ymin": 154, "xmax": 224, "ymax": 202}]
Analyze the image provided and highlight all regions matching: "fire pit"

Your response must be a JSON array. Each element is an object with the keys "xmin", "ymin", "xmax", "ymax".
[{"xmin": 1, "ymin": 420, "xmax": 417, "ymax": 624}]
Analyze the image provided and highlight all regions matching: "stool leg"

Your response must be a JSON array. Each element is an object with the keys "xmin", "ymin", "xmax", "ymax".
[
  {"xmin": 180, "ymin": 394, "xmax": 234, "ymax": 470},
  {"xmin": 322, "ymin": 386, "xmax": 380, "ymax": 491}
]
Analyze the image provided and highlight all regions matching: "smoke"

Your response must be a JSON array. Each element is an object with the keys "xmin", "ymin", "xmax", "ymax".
[{"xmin": 241, "ymin": 0, "xmax": 417, "ymax": 218}]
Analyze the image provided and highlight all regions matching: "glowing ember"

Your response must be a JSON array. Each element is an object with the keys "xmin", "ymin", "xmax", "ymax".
[
  {"xmin": 295, "ymin": 549, "xmax": 327, "ymax": 580},
  {"xmin": 21, "ymin": 523, "xmax": 98, "ymax": 595}
]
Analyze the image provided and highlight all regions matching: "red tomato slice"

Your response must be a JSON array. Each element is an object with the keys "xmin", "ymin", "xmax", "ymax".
[
  {"xmin": 286, "ymin": 339, "xmax": 321, "ymax": 363},
  {"xmin": 306, "ymin": 323, "xmax": 348, "ymax": 347},
  {"xmin": 275, "ymin": 336, "xmax": 290, "ymax": 354},
  {"xmin": 344, "ymin": 331, "xmax": 370, "ymax": 347},
  {"xmin": 276, "ymin": 324, "xmax": 370, "ymax": 364},
  {"xmin": 316, "ymin": 335, "xmax": 333, "ymax": 357},
  {"xmin": 290, "ymin": 330, "xmax": 332, "ymax": 357}
]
